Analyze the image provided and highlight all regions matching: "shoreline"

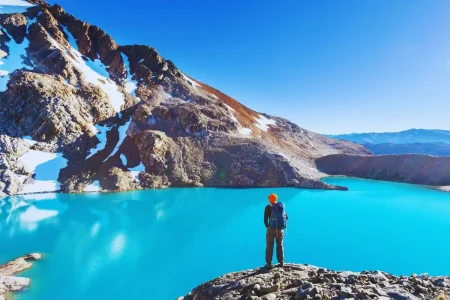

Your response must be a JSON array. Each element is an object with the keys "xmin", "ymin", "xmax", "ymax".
[
  {"xmin": 179, "ymin": 263, "xmax": 450, "ymax": 300},
  {"xmin": 432, "ymin": 186, "xmax": 450, "ymax": 193},
  {"xmin": 3, "ymin": 177, "xmax": 450, "ymax": 201},
  {"xmin": 0, "ymin": 254, "xmax": 41, "ymax": 300}
]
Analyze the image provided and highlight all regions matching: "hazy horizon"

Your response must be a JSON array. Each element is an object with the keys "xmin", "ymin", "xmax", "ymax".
[{"xmin": 47, "ymin": 0, "xmax": 450, "ymax": 134}]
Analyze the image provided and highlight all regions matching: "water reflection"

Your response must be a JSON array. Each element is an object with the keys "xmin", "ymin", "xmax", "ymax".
[
  {"xmin": 1, "ymin": 194, "xmax": 67, "ymax": 235},
  {"xmin": 0, "ymin": 187, "xmax": 306, "ymax": 299}
]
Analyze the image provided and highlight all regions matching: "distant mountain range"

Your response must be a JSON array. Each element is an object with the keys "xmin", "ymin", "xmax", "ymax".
[
  {"xmin": 328, "ymin": 129, "xmax": 450, "ymax": 144},
  {"xmin": 329, "ymin": 129, "xmax": 450, "ymax": 157},
  {"xmin": 362, "ymin": 142, "xmax": 450, "ymax": 156}
]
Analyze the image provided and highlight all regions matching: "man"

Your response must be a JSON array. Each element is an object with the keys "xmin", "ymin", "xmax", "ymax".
[{"xmin": 264, "ymin": 193, "xmax": 288, "ymax": 268}]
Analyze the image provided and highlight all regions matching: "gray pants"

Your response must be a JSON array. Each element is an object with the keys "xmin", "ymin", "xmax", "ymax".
[{"xmin": 266, "ymin": 228, "xmax": 284, "ymax": 264}]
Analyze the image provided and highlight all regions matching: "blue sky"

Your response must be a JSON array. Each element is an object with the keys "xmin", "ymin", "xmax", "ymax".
[{"xmin": 48, "ymin": 0, "xmax": 450, "ymax": 134}]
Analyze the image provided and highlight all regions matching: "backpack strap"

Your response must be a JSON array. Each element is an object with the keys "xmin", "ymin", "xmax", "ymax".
[{"xmin": 270, "ymin": 204, "xmax": 279, "ymax": 230}]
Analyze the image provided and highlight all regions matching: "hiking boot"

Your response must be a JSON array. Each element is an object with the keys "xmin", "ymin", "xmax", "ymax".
[
  {"xmin": 278, "ymin": 262, "xmax": 284, "ymax": 268},
  {"xmin": 264, "ymin": 263, "xmax": 272, "ymax": 269}
]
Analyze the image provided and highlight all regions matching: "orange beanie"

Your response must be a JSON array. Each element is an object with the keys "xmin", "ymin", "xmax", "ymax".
[{"xmin": 268, "ymin": 193, "xmax": 278, "ymax": 204}]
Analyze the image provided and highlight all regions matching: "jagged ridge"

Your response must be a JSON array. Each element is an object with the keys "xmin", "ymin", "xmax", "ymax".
[{"xmin": 0, "ymin": 0, "xmax": 370, "ymax": 198}]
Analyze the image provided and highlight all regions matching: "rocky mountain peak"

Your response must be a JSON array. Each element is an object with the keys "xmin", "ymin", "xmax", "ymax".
[{"xmin": 0, "ymin": 0, "xmax": 370, "ymax": 198}]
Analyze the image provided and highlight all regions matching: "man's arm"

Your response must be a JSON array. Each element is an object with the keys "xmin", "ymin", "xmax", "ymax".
[{"xmin": 264, "ymin": 205, "xmax": 270, "ymax": 228}]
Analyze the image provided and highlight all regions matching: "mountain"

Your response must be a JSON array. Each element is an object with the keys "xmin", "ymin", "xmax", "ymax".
[
  {"xmin": 328, "ymin": 129, "xmax": 450, "ymax": 144},
  {"xmin": 0, "ymin": 0, "xmax": 369, "ymax": 199},
  {"xmin": 363, "ymin": 142, "xmax": 450, "ymax": 157}
]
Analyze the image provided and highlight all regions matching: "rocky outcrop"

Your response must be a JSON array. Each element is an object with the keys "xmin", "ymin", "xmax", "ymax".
[
  {"xmin": 0, "ymin": 0, "xmax": 370, "ymax": 198},
  {"xmin": 315, "ymin": 154, "xmax": 450, "ymax": 186},
  {"xmin": 0, "ymin": 253, "xmax": 41, "ymax": 300},
  {"xmin": 179, "ymin": 264, "xmax": 450, "ymax": 300}
]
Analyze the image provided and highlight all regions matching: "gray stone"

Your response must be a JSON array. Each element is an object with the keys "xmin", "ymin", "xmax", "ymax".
[
  {"xmin": 387, "ymin": 290, "xmax": 419, "ymax": 300},
  {"xmin": 295, "ymin": 283, "xmax": 314, "ymax": 300},
  {"xmin": 259, "ymin": 283, "xmax": 280, "ymax": 295},
  {"xmin": 260, "ymin": 293, "xmax": 277, "ymax": 300},
  {"xmin": 339, "ymin": 286, "xmax": 354, "ymax": 298}
]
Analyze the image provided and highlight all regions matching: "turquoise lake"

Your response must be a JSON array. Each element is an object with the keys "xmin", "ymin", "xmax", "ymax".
[{"xmin": 1, "ymin": 177, "xmax": 450, "ymax": 299}]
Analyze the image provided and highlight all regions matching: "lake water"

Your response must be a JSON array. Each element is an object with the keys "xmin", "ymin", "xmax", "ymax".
[{"xmin": 1, "ymin": 178, "xmax": 450, "ymax": 299}]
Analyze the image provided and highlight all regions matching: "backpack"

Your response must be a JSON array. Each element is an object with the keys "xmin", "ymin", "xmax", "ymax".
[{"xmin": 269, "ymin": 202, "xmax": 287, "ymax": 230}]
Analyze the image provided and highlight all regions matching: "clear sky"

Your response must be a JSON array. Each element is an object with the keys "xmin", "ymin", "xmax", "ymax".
[{"xmin": 47, "ymin": 0, "xmax": 450, "ymax": 134}]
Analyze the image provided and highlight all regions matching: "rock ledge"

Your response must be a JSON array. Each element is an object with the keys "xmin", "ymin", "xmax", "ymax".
[
  {"xmin": 178, "ymin": 263, "xmax": 450, "ymax": 300},
  {"xmin": 0, "ymin": 253, "xmax": 42, "ymax": 300}
]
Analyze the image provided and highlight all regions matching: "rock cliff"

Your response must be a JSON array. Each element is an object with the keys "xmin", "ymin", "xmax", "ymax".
[
  {"xmin": 179, "ymin": 264, "xmax": 450, "ymax": 300},
  {"xmin": 0, "ymin": 0, "xmax": 369, "ymax": 198},
  {"xmin": 315, "ymin": 154, "xmax": 450, "ymax": 187}
]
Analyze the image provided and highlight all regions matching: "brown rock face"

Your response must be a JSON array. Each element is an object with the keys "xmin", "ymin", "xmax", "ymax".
[
  {"xmin": 0, "ymin": 1, "xmax": 369, "ymax": 197},
  {"xmin": 2, "ymin": 71, "xmax": 98, "ymax": 145},
  {"xmin": 316, "ymin": 154, "xmax": 450, "ymax": 186},
  {"xmin": 0, "ymin": 13, "xmax": 27, "ymax": 43}
]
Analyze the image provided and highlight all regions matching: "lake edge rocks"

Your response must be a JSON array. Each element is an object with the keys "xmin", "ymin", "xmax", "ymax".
[
  {"xmin": 178, "ymin": 263, "xmax": 450, "ymax": 300},
  {"xmin": 0, "ymin": 253, "xmax": 41, "ymax": 300},
  {"xmin": 316, "ymin": 154, "xmax": 450, "ymax": 188}
]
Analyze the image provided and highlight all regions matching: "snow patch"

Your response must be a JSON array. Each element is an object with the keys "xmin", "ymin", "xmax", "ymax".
[
  {"xmin": 129, "ymin": 162, "xmax": 145, "ymax": 183},
  {"xmin": 85, "ymin": 58, "xmax": 109, "ymax": 78},
  {"xmin": 120, "ymin": 52, "xmax": 141, "ymax": 101},
  {"xmin": 0, "ymin": 31, "xmax": 30, "ymax": 91},
  {"xmin": 255, "ymin": 114, "xmax": 276, "ymax": 132},
  {"xmin": 21, "ymin": 180, "xmax": 60, "ymax": 194},
  {"xmin": 211, "ymin": 93, "xmax": 219, "ymax": 99},
  {"xmin": 15, "ymin": 175, "xmax": 27, "ymax": 184},
  {"xmin": 0, "ymin": 0, "xmax": 34, "ymax": 14},
  {"xmin": 0, "ymin": 0, "xmax": 33, "ymax": 6},
  {"xmin": 86, "ymin": 124, "xmax": 109, "ymax": 159},
  {"xmin": 224, "ymin": 104, "xmax": 240, "ymax": 125},
  {"xmin": 238, "ymin": 127, "xmax": 252, "ymax": 135},
  {"xmin": 180, "ymin": 72, "xmax": 201, "ymax": 90},
  {"xmin": 18, "ymin": 150, "xmax": 58, "ymax": 174},
  {"xmin": 18, "ymin": 150, "xmax": 68, "ymax": 194},
  {"xmin": 225, "ymin": 104, "xmax": 236, "ymax": 112},
  {"xmin": 224, "ymin": 104, "xmax": 253, "ymax": 135},
  {"xmin": 104, "ymin": 119, "xmax": 131, "ymax": 161},
  {"xmin": 47, "ymin": 27, "xmax": 126, "ymax": 113},
  {"xmin": 84, "ymin": 181, "xmax": 101, "ymax": 192},
  {"xmin": 22, "ymin": 136, "xmax": 37, "ymax": 146},
  {"xmin": 88, "ymin": 123, "xmax": 98, "ymax": 135},
  {"xmin": 276, "ymin": 152, "xmax": 290, "ymax": 161}
]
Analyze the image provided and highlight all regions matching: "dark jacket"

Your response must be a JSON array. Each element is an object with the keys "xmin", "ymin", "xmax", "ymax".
[{"xmin": 264, "ymin": 203, "xmax": 288, "ymax": 228}]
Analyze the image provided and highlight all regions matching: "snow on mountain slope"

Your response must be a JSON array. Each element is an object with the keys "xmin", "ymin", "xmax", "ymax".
[
  {"xmin": 0, "ymin": 0, "xmax": 369, "ymax": 198},
  {"xmin": 16, "ymin": 144, "xmax": 67, "ymax": 194},
  {"xmin": 0, "ymin": 0, "xmax": 33, "ymax": 14}
]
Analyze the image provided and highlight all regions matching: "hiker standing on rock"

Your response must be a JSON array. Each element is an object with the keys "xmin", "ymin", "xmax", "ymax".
[{"xmin": 264, "ymin": 193, "xmax": 288, "ymax": 268}]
